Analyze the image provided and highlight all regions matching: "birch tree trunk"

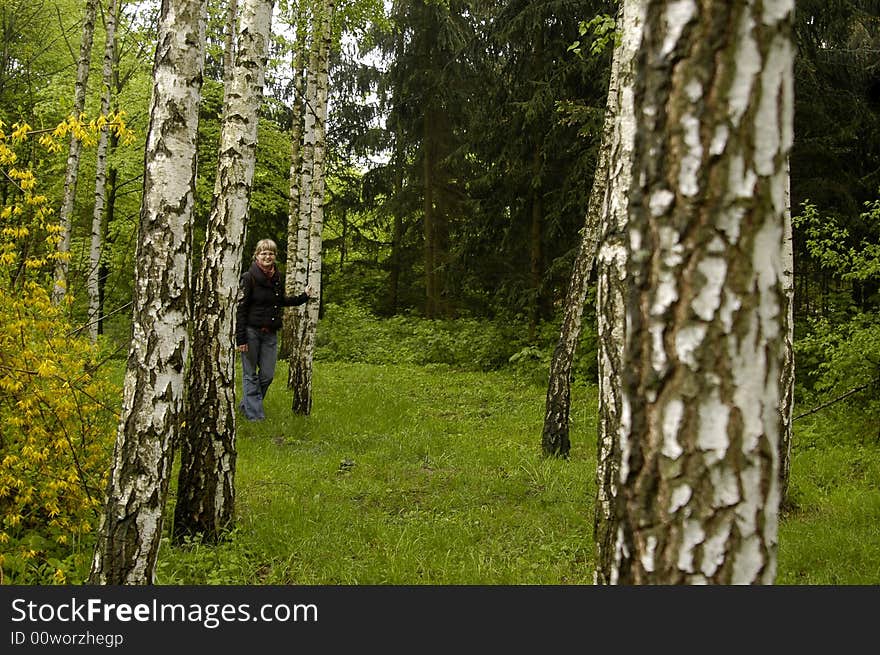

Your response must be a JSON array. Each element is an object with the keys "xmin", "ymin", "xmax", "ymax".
[
  {"xmin": 173, "ymin": 0, "xmax": 273, "ymax": 544},
  {"xmin": 290, "ymin": 0, "xmax": 332, "ymax": 415},
  {"xmin": 287, "ymin": 5, "xmax": 319, "ymax": 394},
  {"xmin": 53, "ymin": 0, "xmax": 99, "ymax": 305},
  {"xmin": 282, "ymin": 5, "xmax": 308, "ymax": 365},
  {"xmin": 88, "ymin": 0, "xmax": 206, "ymax": 585},
  {"xmin": 541, "ymin": 2, "xmax": 629, "ymax": 459},
  {"xmin": 87, "ymin": 0, "xmax": 119, "ymax": 343},
  {"xmin": 593, "ymin": 0, "xmax": 643, "ymax": 584},
  {"xmin": 779, "ymin": 166, "xmax": 794, "ymax": 505},
  {"xmin": 605, "ymin": 0, "xmax": 794, "ymax": 585}
]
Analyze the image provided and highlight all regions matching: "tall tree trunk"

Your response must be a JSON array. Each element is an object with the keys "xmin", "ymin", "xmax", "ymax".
[
  {"xmin": 423, "ymin": 112, "xmax": 437, "ymax": 318},
  {"xmin": 540, "ymin": 2, "xmax": 632, "ymax": 460},
  {"xmin": 174, "ymin": 0, "xmax": 273, "ymax": 544},
  {"xmin": 87, "ymin": 0, "xmax": 119, "ymax": 343},
  {"xmin": 605, "ymin": 0, "xmax": 794, "ymax": 585},
  {"xmin": 288, "ymin": 6, "xmax": 319, "ymax": 392},
  {"xmin": 593, "ymin": 0, "xmax": 643, "ymax": 583},
  {"xmin": 387, "ymin": 23, "xmax": 406, "ymax": 315},
  {"xmin": 290, "ymin": 0, "xmax": 333, "ymax": 415},
  {"xmin": 528, "ymin": 152, "xmax": 543, "ymax": 343},
  {"xmin": 389, "ymin": 157, "xmax": 404, "ymax": 313},
  {"xmin": 53, "ymin": 0, "xmax": 99, "ymax": 304},
  {"xmin": 779, "ymin": 165, "xmax": 795, "ymax": 506},
  {"xmin": 527, "ymin": 25, "xmax": 545, "ymax": 342},
  {"xmin": 282, "ymin": 6, "xmax": 308, "ymax": 365},
  {"xmin": 88, "ymin": 0, "xmax": 206, "ymax": 585},
  {"xmin": 222, "ymin": 0, "xmax": 239, "ymax": 85},
  {"xmin": 98, "ymin": 132, "xmax": 118, "ymax": 336}
]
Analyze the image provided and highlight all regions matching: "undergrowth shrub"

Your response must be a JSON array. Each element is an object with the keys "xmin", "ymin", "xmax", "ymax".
[
  {"xmin": 313, "ymin": 302, "xmax": 598, "ymax": 385},
  {"xmin": 0, "ymin": 119, "xmax": 122, "ymax": 584},
  {"xmin": 795, "ymin": 313, "xmax": 880, "ymax": 431},
  {"xmin": 793, "ymin": 196, "xmax": 880, "ymax": 430},
  {"xmin": 0, "ymin": 284, "xmax": 119, "ymax": 583}
]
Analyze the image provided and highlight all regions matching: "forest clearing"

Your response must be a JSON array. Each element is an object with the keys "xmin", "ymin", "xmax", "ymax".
[{"xmin": 1, "ymin": 0, "xmax": 879, "ymax": 589}]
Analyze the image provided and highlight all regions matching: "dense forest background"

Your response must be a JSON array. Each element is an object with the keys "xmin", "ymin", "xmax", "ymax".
[
  {"xmin": 1, "ymin": 0, "xmax": 878, "ymax": 582},
  {"xmin": 4, "ymin": 0, "xmax": 877, "ymax": 384}
]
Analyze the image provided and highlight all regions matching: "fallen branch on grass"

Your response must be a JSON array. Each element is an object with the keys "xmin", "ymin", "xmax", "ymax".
[{"xmin": 793, "ymin": 379, "xmax": 877, "ymax": 421}]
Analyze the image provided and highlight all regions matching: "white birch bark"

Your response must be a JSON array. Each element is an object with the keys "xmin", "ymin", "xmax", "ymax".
[
  {"xmin": 287, "ymin": 8, "xmax": 318, "ymax": 395},
  {"xmin": 290, "ymin": 0, "xmax": 332, "ymax": 414},
  {"xmin": 779, "ymin": 164, "xmax": 794, "ymax": 503},
  {"xmin": 593, "ymin": 0, "xmax": 643, "ymax": 584},
  {"xmin": 87, "ymin": 0, "xmax": 119, "ymax": 342},
  {"xmin": 541, "ymin": 2, "xmax": 637, "ymax": 459},
  {"xmin": 174, "ymin": 0, "xmax": 273, "ymax": 543},
  {"xmin": 610, "ymin": 0, "xmax": 794, "ymax": 585},
  {"xmin": 89, "ymin": 0, "xmax": 206, "ymax": 585},
  {"xmin": 53, "ymin": 0, "xmax": 99, "ymax": 304},
  {"xmin": 282, "ymin": 5, "xmax": 309, "ymax": 364}
]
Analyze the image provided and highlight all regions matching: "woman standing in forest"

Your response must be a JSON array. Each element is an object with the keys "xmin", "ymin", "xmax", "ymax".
[{"xmin": 236, "ymin": 238, "xmax": 311, "ymax": 421}]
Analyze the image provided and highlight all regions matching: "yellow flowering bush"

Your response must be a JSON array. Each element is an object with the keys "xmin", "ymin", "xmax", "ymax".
[{"xmin": 0, "ymin": 118, "xmax": 124, "ymax": 584}]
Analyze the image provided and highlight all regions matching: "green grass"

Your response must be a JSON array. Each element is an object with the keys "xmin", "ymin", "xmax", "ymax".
[
  {"xmin": 153, "ymin": 361, "xmax": 879, "ymax": 585},
  {"xmin": 777, "ymin": 405, "xmax": 880, "ymax": 584},
  {"xmin": 158, "ymin": 361, "xmax": 597, "ymax": 584}
]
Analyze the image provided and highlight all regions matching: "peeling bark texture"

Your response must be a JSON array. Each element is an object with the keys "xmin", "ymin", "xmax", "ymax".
[
  {"xmin": 542, "ymin": 3, "xmax": 636, "ymax": 460},
  {"xmin": 610, "ymin": 0, "xmax": 793, "ymax": 585},
  {"xmin": 282, "ymin": 9, "xmax": 308, "ymax": 365},
  {"xmin": 88, "ymin": 0, "xmax": 206, "ymax": 585},
  {"xmin": 174, "ymin": 0, "xmax": 273, "ymax": 544},
  {"xmin": 53, "ymin": 0, "xmax": 99, "ymax": 304},
  {"xmin": 287, "ymin": 4, "xmax": 320, "ymax": 398},
  {"xmin": 779, "ymin": 166, "xmax": 794, "ymax": 505},
  {"xmin": 88, "ymin": 0, "xmax": 119, "ymax": 343},
  {"xmin": 594, "ymin": 0, "xmax": 643, "ymax": 584},
  {"xmin": 290, "ymin": 0, "xmax": 333, "ymax": 415}
]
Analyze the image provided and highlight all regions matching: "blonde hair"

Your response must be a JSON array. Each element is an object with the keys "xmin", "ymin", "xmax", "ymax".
[{"xmin": 253, "ymin": 239, "xmax": 277, "ymax": 258}]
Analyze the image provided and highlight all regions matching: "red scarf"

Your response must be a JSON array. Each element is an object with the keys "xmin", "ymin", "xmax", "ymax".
[{"xmin": 256, "ymin": 262, "xmax": 275, "ymax": 278}]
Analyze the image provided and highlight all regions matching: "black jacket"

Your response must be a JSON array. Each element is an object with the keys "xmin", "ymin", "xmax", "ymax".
[{"xmin": 235, "ymin": 262, "xmax": 308, "ymax": 346}]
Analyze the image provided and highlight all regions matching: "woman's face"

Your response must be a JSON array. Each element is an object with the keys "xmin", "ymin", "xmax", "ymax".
[{"xmin": 256, "ymin": 249, "xmax": 276, "ymax": 264}]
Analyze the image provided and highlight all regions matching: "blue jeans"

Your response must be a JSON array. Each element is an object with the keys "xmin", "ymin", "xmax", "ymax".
[{"xmin": 240, "ymin": 326, "xmax": 278, "ymax": 421}]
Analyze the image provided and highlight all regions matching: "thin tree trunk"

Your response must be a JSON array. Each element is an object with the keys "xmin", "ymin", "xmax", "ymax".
[
  {"xmin": 53, "ymin": 0, "xmax": 99, "ymax": 304},
  {"xmin": 222, "ymin": 0, "xmax": 239, "ymax": 86},
  {"xmin": 87, "ymin": 0, "xmax": 119, "ymax": 343},
  {"xmin": 282, "ymin": 7, "xmax": 308, "ymax": 366},
  {"xmin": 288, "ymin": 6, "xmax": 319, "ymax": 393},
  {"xmin": 98, "ymin": 132, "xmax": 118, "ymax": 336},
  {"xmin": 606, "ymin": 0, "xmax": 793, "ymax": 585},
  {"xmin": 88, "ymin": 0, "xmax": 206, "ymax": 585},
  {"xmin": 779, "ymin": 165, "xmax": 795, "ymax": 506},
  {"xmin": 423, "ymin": 112, "xmax": 437, "ymax": 318},
  {"xmin": 291, "ymin": 0, "xmax": 333, "ymax": 415},
  {"xmin": 389, "ymin": 157, "xmax": 404, "ymax": 313},
  {"xmin": 593, "ymin": 0, "xmax": 642, "ymax": 583},
  {"xmin": 174, "ymin": 0, "xmax": 273, "ymax": 544},
  {"xmin": 541, "ymin": 2, "xmax": 630, "ymax": 459},
  {"xmin": 528, "ymin": 153, "xmax": 543, "ymax": 343}
]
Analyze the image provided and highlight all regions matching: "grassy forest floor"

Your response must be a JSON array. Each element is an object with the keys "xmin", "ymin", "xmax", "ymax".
[{"xmin": 156, "ymin": 360, "xmax": 880, "ymax": 585}]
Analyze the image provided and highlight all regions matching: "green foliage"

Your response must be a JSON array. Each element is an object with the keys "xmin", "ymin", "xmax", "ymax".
[
  {"xmin": 0, "ymin": 283, "xmax": 118, "ymax": 584},
  {"xmin": 0, "ymin": 121, "xmax": 120, "ymax": 584},
  {"xmin": 793, "ymin": 197, "xmax": 880, "ymax": 422},
  {"xmin": 795, "ymin": 199, "xmax": 880, "ymax": 289},
  {"xmin": 155, "ymin": 531, "xmax": 257, "ymax": 585},
  {"xmin": 568, "ymin": 14, "xmax": 618, "ymax": 58},
  {"xmin": 312, "ymin": 302, "xmax": 598, "ymax": 384},
  {"xmin": 795, "ymin": 313, "xmax": 880, "ymax": 415}
]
